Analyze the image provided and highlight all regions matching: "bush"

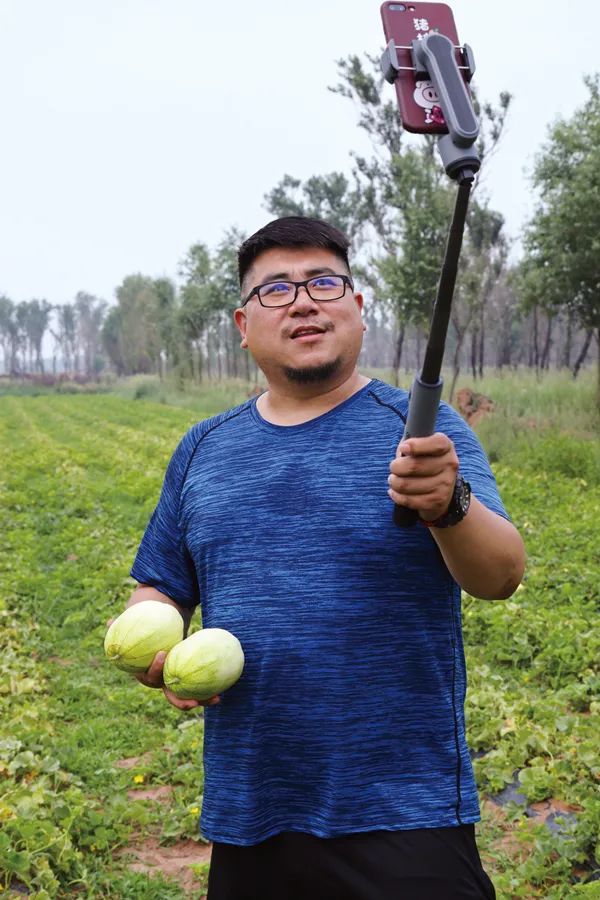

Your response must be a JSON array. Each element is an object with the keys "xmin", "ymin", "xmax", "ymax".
[
  {"xmin": 520, "ymin": 434, "xmax": 600, "ymax": 485},
  {"xmin": 133, "ymin": 381, "xmax": 159, "ymax": 401}
]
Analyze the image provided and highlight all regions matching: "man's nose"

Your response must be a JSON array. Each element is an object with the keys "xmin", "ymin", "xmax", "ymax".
[{"xmin": 290, "ymin": 285, "xmax": 319, "ymax": 312}]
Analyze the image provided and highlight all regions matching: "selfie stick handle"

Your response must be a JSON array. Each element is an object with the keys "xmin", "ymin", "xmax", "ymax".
[
  {"xmin": 393, "ymin": 179, "xmax": 472, "ymax": 527},
  {"xmin": 380, "ymin": 31, "xmax": 480, "ymax": 528}
]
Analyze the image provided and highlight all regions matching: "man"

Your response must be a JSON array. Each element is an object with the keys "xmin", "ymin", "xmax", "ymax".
[{"xmin": 127, "ymin": 216, "xmax": 525, "ymax": 899}]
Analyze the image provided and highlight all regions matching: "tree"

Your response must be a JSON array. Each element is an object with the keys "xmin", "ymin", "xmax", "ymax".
[
  {"xmin": 210, "ymin": 228, "xmax": 248, "ymax": 380},
  {"xmin": 14, "ymin": 299, "xmax": 52, "ymax": 373},
  {"xmin": 152, "ymin": 277, "xmax": 178, "ymax": 378},
  {"xmin": 108, "ymin": 275, "xmax": 163, "ymax": 375},
  {"xmin": 446, "ymin": 202, "xmax": 507, "ymax": 400},
  {"xmin": 0, "ymin": 296, "xmax": 19, "ymax": 374},
  {"xmin": 366, "ymin": 146, "xmax": 455, "ymax": 384},
  {"xmin": 329, "ymin": 54, "xmax": 511, "ymax": 386},
  {"xmin": 178, "ymin": 243, "xmax": 215, "ymax": 382},
  {"xmin": 520, "ymin": 75, "xmax": 600, "ymax": 397},
  {"xmin": 491, "ymin": 269, "xmax": 523, "ymax": 369},
  {"xmin": 178, "ymin": 230, "xmax": 248, "ymax": 382},
  {"xmin": 51, "ymin": 304, "xmax": 78, "ymax": 373},
  {"xmin": 101, "ymin": 306, "xmax": 125, "ymax": 376},
  {"xmin": 15, "ymin": 303, "xmax": 30, "ymax": 372},
  {"xmin": 74, "ymin": 292, "xmax": 107, "ymax": 376},
  {"xmin": 265, "ymin": 172, "xmax": 362, "ymax": 240}
]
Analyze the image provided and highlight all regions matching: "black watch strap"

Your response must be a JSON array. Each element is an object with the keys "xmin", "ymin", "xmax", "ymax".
[{"xmin": 421, "ymin": 475, "xmax": 471, "ymax": 528}]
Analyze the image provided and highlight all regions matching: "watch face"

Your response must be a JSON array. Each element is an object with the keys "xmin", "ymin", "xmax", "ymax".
[
  {"xmin": 422, "ymin": 477, "xmax": 471, "ymax": 528},
  {"xmin": 457, "ymin": 478, "xmax": 471, "ymax": 515}
]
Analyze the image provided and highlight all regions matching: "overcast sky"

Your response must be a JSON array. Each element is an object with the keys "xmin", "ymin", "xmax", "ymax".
[{"xmin": 1, "ymin": 0, "xmax": 598, "ymax": 311}]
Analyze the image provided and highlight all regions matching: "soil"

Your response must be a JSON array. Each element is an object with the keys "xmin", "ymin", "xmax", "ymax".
[
  {"xmin": 114, "ymin": 753, "xmax": 154, "ymax": 769},
  {"xmin": 117, "ymin": 759, "xmax": 210, "ymax": 893},
  {"xmin": 120, "ymin": 837, "xmax": 212, "ymax": 894},
  {"xmin": 482, "ymin": 796, "xmax": 583, "ymax": 864},
  {"xmin": 126, "ymin": 785, "xmax": 174, "ymax": 803},
  {"xmin": 456, "ymin": 388, "xmax": 495, "ymax": 427}
]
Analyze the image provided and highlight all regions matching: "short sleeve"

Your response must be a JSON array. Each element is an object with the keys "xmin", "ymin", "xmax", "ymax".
[
  {"xmin": 436, "ymin": 402, "xmax": 510, "ymax": 521},
  {"xmin": 130, "ymin": 425, "xmax": 202, "ymax": 608}
]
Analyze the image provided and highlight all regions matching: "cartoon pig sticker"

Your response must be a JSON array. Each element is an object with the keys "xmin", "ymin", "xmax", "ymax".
[{"xmin": 413, "ymin": 80, "xmax": 446, "ymax": 126}]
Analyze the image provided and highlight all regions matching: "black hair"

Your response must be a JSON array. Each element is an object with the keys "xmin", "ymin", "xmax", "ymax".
[{"xmin": 237, "ymin": 216, "xmax": 351, "ymax": 289}]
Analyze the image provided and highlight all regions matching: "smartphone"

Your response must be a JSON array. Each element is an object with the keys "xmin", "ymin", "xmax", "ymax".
[{"xmin": 380, "ymin": 1, "xmax": 466, "ymax": 135}]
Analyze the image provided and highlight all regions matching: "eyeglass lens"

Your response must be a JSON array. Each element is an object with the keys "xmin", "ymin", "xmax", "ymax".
[{"xmin": 259, "ymin": 276, "xmax": 346, "ymax": 306}]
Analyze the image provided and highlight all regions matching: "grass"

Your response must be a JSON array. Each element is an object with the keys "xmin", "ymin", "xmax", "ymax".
[
  {"xmin": 459, "ymin": 369, "xmax": 599, "ymax": 476},
  {"xmin": 364, "ymin": 366, "xmax": 600, "ymax": 482},
  {"xmin": 0, "ymin": 396, "xmax": 208, "ymax": 898},
  {"xmin": 107, "ymin": 374, "xmax": 263, "ymax": 418},
  {"xmin": 1, "ymin": 375, "xmax": 599, "ymax": 897},
  {"xmin": 3, "ymin": 365, "xmax": 598, "ymax": 444}
]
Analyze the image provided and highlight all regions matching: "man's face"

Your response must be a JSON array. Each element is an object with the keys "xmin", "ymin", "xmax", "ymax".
[{"xmin": 233, "ymin": 246, "xmax": 364, "ymax": 389}]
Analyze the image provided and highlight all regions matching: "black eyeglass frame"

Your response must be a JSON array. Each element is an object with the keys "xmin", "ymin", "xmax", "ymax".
[{"xmin": 241, "ymin": 274, "xmax": 354, "ymax": 308}]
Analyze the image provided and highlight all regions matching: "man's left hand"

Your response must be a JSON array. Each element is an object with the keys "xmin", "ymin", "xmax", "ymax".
[{"xmin": 388, "ymin": 433, "xmax": 459, "ymax": 522}]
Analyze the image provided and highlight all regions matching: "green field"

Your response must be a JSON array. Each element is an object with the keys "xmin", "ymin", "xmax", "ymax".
[{"xmin": 1, "ymin": 383, "xmax": 599, "ymax": 898}]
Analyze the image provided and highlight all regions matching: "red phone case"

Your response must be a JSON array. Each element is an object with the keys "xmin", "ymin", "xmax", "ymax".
[{"xmin": 380, "ymin": 1, "xmax": 465, "ymax": 134}]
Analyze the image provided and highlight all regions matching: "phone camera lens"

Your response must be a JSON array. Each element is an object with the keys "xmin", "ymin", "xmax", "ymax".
[{"xmin": 389, "ymin": 3, "xmax": 406, "ymax": 9}]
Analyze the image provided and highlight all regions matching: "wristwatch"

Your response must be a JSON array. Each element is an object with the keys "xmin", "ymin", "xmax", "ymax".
[{"xmin": 420, "ymin": 475, "xmax": 471, "ymax": 528}]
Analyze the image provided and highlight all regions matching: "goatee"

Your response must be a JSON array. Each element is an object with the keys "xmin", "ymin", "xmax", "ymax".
[{"xmin": 282, "ymin": 357, "xmax": 342, "ymax": 385}]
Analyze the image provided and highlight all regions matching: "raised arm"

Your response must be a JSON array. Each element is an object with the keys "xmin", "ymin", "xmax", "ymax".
[{"xmin": 388, "ymin": 433, "xmax": 526, "ymax": 600}]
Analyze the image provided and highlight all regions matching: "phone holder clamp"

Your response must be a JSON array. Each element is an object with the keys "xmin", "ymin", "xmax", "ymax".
[
  {"xmin": 380, "ymin": 40, "xmax": 402, "ymax": 84},
  {"xmin": 380, "ymin": 39, "xmax": 475, "ymax": 85},
  {"xmin": 381, "ymin": 32, "xmax": 480, "ymax": 181}
]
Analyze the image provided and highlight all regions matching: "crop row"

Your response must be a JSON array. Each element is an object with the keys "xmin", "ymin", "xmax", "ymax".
[{"xmin": 1, "ymin": 395, "xmax": 599, "ymax": 898}]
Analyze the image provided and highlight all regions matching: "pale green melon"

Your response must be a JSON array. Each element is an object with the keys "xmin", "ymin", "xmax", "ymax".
[
  {"xmin": 104, "ymin": 600, "xmax": 184, "ymax": 673},
  {"xmin": 163, "ymin": 628, "xmax": 244, "ymax": 700}
]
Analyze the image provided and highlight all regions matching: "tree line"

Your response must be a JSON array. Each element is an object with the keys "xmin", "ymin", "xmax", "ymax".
[{"xmin": 1, "ymin": 63, "xmax": 598, "ymax": 402}]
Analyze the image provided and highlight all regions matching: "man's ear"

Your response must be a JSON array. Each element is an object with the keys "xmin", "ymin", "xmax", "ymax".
[
  {"xmin": 355, "ymin": 292, "xmax": 367, "ymax": 330},
  {"xmin": 233, "ymin": 308, "xmax": 248, "ymax": 349}
]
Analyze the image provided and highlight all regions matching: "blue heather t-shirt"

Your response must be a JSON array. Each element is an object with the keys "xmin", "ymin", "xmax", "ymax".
[{"xmin": 131, "ymin": 379, "xmax": 508, "ymax": 845}]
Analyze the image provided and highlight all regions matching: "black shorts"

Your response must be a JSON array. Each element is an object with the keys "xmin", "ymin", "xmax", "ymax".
[{"xmin": 206, "ymin": 824, "xmax": 496, "ymax": 900}]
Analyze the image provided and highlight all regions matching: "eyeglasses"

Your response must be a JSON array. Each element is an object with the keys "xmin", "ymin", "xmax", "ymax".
[{"xmin": 242, "ymin": 274, "xmax": 353, "ymax": 308}]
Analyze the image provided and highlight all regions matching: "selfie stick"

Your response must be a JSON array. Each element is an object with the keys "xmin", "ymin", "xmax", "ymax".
[{"xmin": 381, "ymin": 32, "xmax": 481, "ymax": 527}]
